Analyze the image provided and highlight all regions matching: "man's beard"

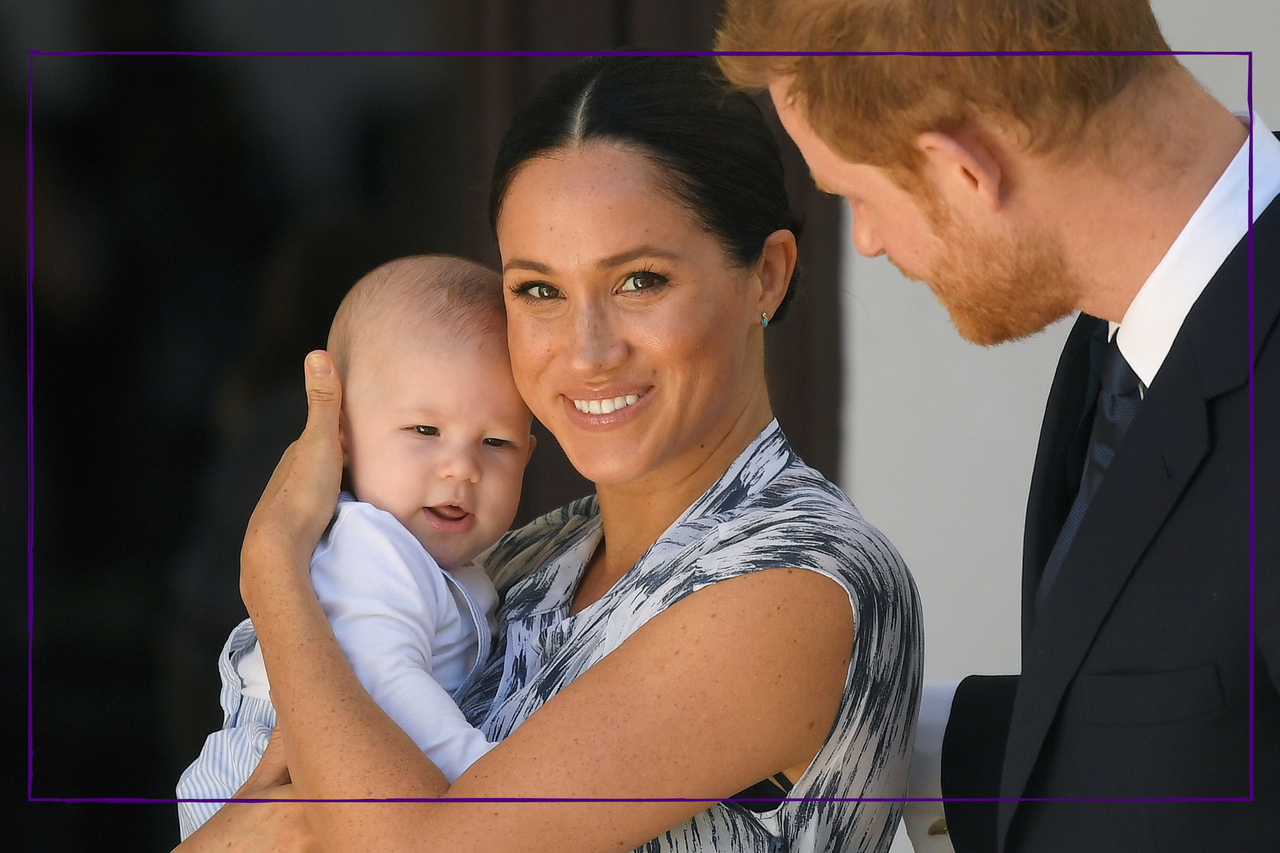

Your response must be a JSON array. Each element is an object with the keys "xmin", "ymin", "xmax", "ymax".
[{"xmin": 893, "ymin": 211, "xmax": 1081, "ymax": 347}]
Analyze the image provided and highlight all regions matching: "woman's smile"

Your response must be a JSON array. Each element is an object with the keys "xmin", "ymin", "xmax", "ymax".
[{"xmin": 569, "ymin": 393, "xmax": 641, "ymax": 416}]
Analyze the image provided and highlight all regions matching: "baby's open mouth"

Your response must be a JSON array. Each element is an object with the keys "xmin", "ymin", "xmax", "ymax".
[{"xmin": 428, "ymin": 505, "xmax": 469, "ymax": 521}]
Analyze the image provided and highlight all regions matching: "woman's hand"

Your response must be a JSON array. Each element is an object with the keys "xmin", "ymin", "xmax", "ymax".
[
  {"xmin": 173, "ymin": 729, "xmax": 318, "ymax": 853},
  {"xmin": 241, "ymin": 351, "xmax": 344, "ymax": 611}
]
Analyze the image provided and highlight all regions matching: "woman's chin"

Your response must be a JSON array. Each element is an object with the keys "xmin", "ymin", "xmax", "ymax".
[{"xmin": 560, "ymin": 446, "xmax": 654, "ymax": 490}]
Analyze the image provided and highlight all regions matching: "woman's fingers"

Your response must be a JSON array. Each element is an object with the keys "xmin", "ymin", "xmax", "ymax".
[
  {"xmin": 173, "ymin": 784, "xmax": 317, "ymax": 853},
  {"xmin": 290, "ymin": 350, "xmax": 344, "ymax": 523},
  {"xmin": 239, "ymin": 727, "xmax": 292, "ymax": 793},
  {"xmin": 284, "ymin": 350, "xmax": 345, "ymax": 531},
  {"xmin": 242, "ymin": 351, "xmax": 345, "ymax": 602},
  {"xmin": 174, "ymin": 734, "xmax": 312, "ymax": 853},
  {"xmin": 301, "ymin": 351, "xmax": 342, "ymax": 460}
]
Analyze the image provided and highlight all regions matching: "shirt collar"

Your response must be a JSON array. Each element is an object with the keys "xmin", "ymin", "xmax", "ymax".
[{"xmin": 1115, "ymin": 113, "xmax": 1280, "ymax": 388}]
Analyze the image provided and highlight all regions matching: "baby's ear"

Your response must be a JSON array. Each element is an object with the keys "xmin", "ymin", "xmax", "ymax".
[
  {"xmin": 526, "ymin": 432, "xmax": 537, "ymax": 461},
  {"xmin": 337, "ymin": 410, "xmax": 351, "ymax": 464},
  {"xmin": 338, "ymin": 413, "xmax": 355, "ymax": 496}
]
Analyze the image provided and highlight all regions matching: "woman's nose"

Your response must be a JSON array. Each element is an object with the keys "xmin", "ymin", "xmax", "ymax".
[
  {"xmin": 567, "ymin": 302, "xmax": 626, "ymax": 377},
  {"xmin": 437, "ymin": 444, "xmax": 482, "ymax": 483}
]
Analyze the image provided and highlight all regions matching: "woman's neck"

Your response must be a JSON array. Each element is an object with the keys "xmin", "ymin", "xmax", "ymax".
[{"xmin": 571, "ymin": 400, "xmax": 773, "ymax": 613}]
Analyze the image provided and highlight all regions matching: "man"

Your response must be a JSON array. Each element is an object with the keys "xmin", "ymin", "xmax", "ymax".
[{"xmin": 717, "ymin": 2, "xmax": 1278, "ymax": 852}]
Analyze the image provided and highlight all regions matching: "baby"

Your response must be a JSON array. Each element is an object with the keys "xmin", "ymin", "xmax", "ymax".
[{"xmin": 177, "ymin": 255, "xmax": 534, "ymax": 837}]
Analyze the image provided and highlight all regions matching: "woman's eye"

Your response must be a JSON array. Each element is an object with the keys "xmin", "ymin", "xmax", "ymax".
[
  {"xmin": 620, "ymin": 270, "xmax": 668, "ymax": 293},
  {"xmin": 482, "ymin": 437, "xmax": 510, "ymax": 448},
  {"xmin": 512, "ymin": 282, "xmax": 561, "ymax": 300},
  {"xmin": 414, "ymin": 425, "xmax": 439, "ymax": 436}
]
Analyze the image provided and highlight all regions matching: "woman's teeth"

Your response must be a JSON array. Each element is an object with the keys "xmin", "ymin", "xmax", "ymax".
[{"xmin": 572, "ymin": 394, "xmax": 639, "ymax": 415}]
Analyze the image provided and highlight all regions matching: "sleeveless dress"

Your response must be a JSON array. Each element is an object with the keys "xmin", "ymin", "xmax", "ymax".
[{"xmin": 458, "ymin": 421, "xmax": 923, "ymax": 852}]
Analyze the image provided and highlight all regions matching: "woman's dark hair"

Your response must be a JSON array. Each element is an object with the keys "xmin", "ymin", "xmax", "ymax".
[{"xmin": 489, "ymin": 55, "xmax": 802, "ymax": 322}]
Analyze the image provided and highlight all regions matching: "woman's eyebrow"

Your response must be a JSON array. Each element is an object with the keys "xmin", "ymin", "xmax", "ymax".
[
  {"xmin": 503, "ymin": 258, "xmax": 552, "ymax": 274},
  {"xmin": 503, "ymin": 246, "xmax": 684, "ymax": 275},
  {"xmin": 597, "ymin": 245, "xmax": 683, "ymax": 268}
]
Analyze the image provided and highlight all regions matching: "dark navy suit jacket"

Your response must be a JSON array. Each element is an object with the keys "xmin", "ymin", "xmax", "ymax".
[{"xmin": 940, "ymin": 169, "xmax": 1280, "ymax": 852}]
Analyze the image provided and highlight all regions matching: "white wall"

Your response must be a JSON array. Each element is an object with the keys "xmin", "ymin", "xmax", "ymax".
[{"xmin": 834, "ymin": 3, "xmax": 1279, "ymax": 850}]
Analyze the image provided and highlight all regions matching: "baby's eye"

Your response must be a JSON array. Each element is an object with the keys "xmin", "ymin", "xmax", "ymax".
[
  {"xmin": 620, "ymin": 270, "xmax": 668, "ymax": 293},
  {"xmin": 413, "ymin": 425, "xmax": 439, "ymax": 436},
  {"xmin": 482, "ymin": 437, "xmax": 510, "ymax": 448},
  {"xmin": 511, "ymin": 281, "xmax": 561, "ymax": 300}
]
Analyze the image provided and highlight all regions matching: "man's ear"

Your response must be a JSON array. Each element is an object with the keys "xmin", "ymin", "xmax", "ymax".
[
  {"xmin": 755, "ymin": 228, "xmax": 798, "ymax": 319},
  {"xmin": 917, "ymin": 130, "xmax": 1004, "ymax": 213}
]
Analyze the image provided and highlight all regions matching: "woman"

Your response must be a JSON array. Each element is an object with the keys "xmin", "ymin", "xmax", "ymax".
[{"xmin": 181, "ymin": 56, "xmax": 921, "ymax": 853}]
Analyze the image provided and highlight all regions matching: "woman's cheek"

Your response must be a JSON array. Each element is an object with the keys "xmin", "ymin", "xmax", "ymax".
[{"xmin": 508, "ymin": 321, "xmax": 556, "ymax": 401}]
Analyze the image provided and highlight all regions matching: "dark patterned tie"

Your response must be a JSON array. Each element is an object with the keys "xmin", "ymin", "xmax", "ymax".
[{"xmin": 1035, "ymin": 335, "xmax": 1143, "ymax": 613}]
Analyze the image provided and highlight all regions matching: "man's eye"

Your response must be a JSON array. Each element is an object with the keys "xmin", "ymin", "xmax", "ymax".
[
  {"xmin": 482, "ymin": 437, "xmax": 510, "ymax": 448},
  {"xmin": 414, "ymin": 425, "xmax": 439, "ymax": 436},
  {"xmin": 512, "ymin": 282, "xmax": 561, "ymax": 300},
  {"xmin": 620, "ymin": 270, "xmax": 668, "ymax": 292}
]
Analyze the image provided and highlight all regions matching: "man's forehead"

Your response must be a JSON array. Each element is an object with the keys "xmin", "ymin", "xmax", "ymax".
[{"xmin": 765, "ymin": 73, "xmax": 886, "ymax": 198}]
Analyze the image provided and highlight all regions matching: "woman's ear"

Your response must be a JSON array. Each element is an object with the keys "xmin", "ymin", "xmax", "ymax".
[
  {"xmin": 755, "ymin": 229, "xmax": 798, "ymax": 319},
  {"xmin": 916, "ymin": 130, "xmax": 1004, "ymax": 213}
]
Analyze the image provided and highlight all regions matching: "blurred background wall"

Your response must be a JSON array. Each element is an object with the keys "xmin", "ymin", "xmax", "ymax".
[{"xmin": 13, "ymin": 1, "xmax": 1275, "ymax": 851}]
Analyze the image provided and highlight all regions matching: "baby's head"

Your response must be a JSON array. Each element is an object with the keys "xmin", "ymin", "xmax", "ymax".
[{"xmin": 327, "ymin": 255, "xmax": 534, "ymax": 570}]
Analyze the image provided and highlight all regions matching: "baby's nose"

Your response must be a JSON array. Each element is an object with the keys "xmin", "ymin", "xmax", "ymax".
[{"xmin": 438, "ymin": 445, "xmax": 482, "ymax": 483}]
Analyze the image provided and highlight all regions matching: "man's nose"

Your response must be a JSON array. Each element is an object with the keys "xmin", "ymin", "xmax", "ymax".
[{"xmin": 850, "ymin": 202, "xmax": 885, "ymax": 258}]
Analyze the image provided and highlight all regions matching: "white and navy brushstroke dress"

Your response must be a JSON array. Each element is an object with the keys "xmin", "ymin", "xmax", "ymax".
[{"xmin": 459, "ymin": 420, "xmax": 922, "ymax": 853}]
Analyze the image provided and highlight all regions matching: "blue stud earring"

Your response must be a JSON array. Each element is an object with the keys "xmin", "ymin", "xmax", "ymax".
[{"xmin": 761, "ymin": 312, "xmax": 770, "ymax": 329}]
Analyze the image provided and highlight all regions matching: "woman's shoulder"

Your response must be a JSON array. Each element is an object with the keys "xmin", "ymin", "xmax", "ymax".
[
  {"xmin": 699, "ymin": 454, "xmax": 902, "ymax": 577},
  {"xmin": 614, "ymin": 444, "xmax": 915, "ymax": 643}
]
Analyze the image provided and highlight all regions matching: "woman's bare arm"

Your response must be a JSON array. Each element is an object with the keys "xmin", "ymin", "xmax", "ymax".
[
  {"xmin": 239, "ymin": 352, "xmax": 856, "ymax": 853},
  {"xmin": 173, "ymin": 728, "xmax": 316, "ymax": 852}
]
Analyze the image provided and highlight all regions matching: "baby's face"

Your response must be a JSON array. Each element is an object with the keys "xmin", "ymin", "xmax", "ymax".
[{"xmin": 341, "ymin": 333, "xmax": 534, "ymax": 570}]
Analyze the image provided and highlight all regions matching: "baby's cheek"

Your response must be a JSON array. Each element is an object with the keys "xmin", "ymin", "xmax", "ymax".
[{"xmin": 494, "ymin": 469, "xmax": 526, "ymax": 528}]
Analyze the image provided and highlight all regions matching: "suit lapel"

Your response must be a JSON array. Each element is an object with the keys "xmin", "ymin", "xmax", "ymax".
[
  {"xmin": 998, "ymin": 358, "xmax": 1212, "ymax": 830},
  {"xmin": 996, "ymin": 200, "xmax": 1280, "ymax": 846},
  {"xmin": 1020, "ymin": 315, "xmax": 1103, "ymax": 637}
]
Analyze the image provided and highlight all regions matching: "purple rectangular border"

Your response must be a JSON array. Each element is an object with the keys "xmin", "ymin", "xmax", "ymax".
[{"xmin": 26, "ymin": 48, "xmax": 1258, "ymax": 808}]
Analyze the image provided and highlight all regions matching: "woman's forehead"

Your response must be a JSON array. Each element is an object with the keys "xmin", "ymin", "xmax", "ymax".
[
  {"xmin": 495, "ymin": 144, "xmax": 716, "ymax": 264},
  {"xmin": 504, "ymin": 142, "xmax": 668, "ymax": 205}
]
